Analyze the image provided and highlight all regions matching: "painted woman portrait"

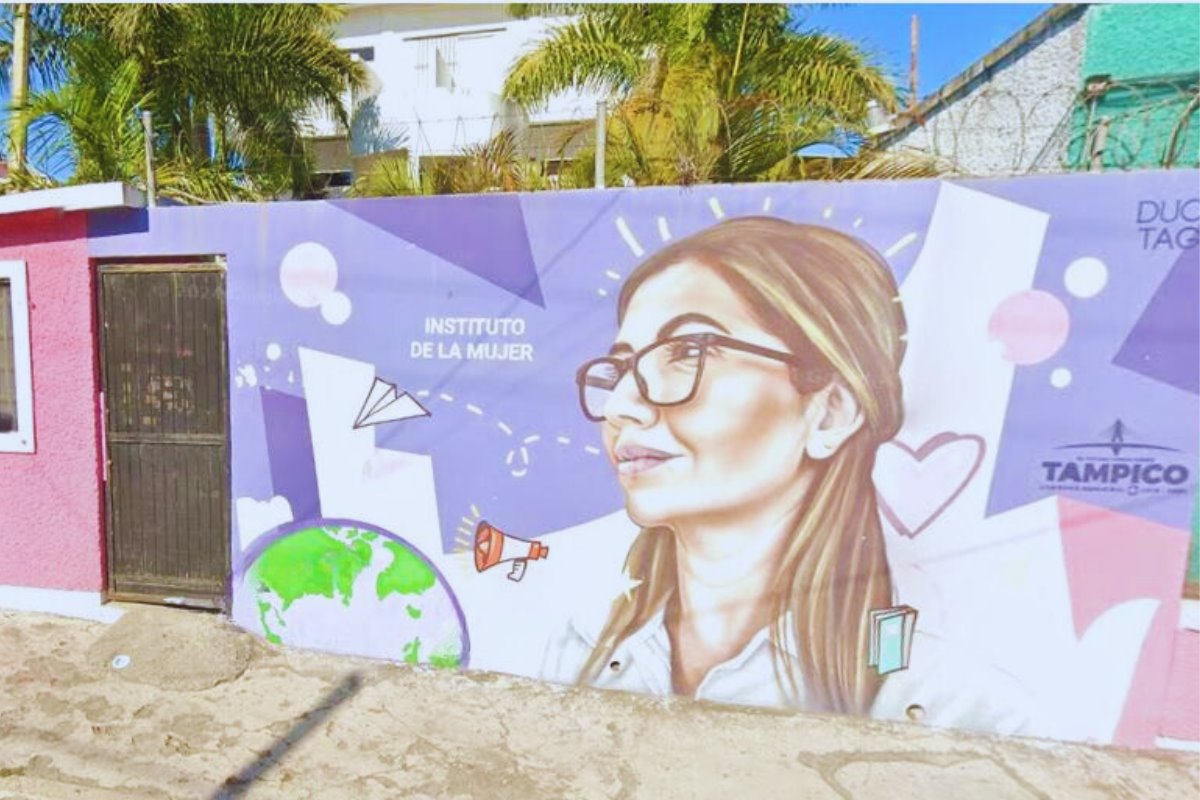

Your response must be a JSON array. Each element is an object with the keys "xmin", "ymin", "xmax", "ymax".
[{"xmin": 542, "ymin": 216, "xmax": 908, "ymax": 716}]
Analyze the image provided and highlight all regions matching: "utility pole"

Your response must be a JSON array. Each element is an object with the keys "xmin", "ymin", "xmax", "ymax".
[
  {"xmin": 10, "ymin": 3, "xmax": 31, "ymax": 173},
  {"xmin": 909, "ymin": 14, "xmax": 919, "ymax": 116},
  {"xmin": 142, "ymin": 111, "xmax": 157, "ymax": 206},
  {"xmin": 594, "ymin": 100, "xmax": 606, "ymax": 189}
]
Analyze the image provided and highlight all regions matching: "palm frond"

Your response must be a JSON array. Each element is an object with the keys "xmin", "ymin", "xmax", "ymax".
[
  {"xmin": 502, "ymin": 16, "xmax": 647, "ymax": 108},
  {"xmin": 744, "ymin": 32, "xmax": 897, "ymax": 119},
  {"xmin": 834, "ymin": 148, "xmax": 958, "ymax": 179},
  {"xmin": 349, "ymin": 154, "xmax": 426, "ymax": 198},
  {"xmin": 13, "ymin": 43, "xmax": 149, "ymax": 185},
  {"xmin": 0, "ymin": 4, "xmax": 71, "ymax": 89},
  {"xmin": 500, "ymin": 3, "xmax": 904, "ymax": 187},
  {"xmin": 721, "ymin": 102, "xmax": 818, "ymax": 180},
  {"xmin": 154, "ymin": 158, "xmax": 275, "ymax": 204},
  {"xmin": 507, "ymin": 4, "xmax": 593, "ymax": 19}
]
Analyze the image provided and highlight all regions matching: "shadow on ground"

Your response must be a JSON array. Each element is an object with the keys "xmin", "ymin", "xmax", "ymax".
[{"xmin": 211, "ymin": 672, "xmax": 363, "ymax": 799}]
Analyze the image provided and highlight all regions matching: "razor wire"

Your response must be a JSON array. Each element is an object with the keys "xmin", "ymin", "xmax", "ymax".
[{"xmin": 885, "ymin": 73, "xmax": 1199, "ymax": 177}]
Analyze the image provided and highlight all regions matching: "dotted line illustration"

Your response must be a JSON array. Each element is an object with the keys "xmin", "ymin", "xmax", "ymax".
[{"xmin": 414, "ymin": 389, "xmax": 604, "ymax": 481}]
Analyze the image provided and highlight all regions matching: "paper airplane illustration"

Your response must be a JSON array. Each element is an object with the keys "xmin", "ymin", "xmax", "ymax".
[{"xmin": 353, "ymin": 377, "xmax": 430, "ymax": 429}]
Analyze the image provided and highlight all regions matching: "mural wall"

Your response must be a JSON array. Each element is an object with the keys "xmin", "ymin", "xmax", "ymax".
[{"xmin": 87, "ymin": 171, "xmax": 1200, "ymax": 750}]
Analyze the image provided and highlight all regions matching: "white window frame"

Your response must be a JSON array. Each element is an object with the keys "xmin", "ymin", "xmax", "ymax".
[{"xmin": 0, "ymin": 260, "xmax": 35, "ymax": 453}]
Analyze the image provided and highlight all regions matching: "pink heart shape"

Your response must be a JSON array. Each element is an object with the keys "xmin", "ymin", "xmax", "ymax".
[{"xmin": 876, "ymin": 433, "xmax": 986, "ymax": 539}]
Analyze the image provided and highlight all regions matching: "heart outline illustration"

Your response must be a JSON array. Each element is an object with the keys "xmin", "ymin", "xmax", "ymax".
[{"xmin": 876, "ymin": 432, "xmax": 986, "ymax": 539}]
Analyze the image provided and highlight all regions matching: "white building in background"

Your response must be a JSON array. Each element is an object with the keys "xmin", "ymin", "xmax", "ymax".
[{"xmin": 309, "ymin": 3, "xmax": 602, "ymax": 189}]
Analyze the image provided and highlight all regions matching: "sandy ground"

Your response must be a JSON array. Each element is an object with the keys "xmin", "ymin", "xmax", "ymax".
[{"xmin": 0, "ymin": 605, "xmax": 1196, "ymax": 800}]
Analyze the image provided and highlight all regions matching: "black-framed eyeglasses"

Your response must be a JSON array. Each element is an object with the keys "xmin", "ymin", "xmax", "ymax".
[{"xmin": 575, "ymin": 332, "xmax": 827, "ymax": 422}]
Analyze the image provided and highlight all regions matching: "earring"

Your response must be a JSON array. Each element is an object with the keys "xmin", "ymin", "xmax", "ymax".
[{"xmin": 806, "ymin": 434, "xmax": 837, "ymax": 460}]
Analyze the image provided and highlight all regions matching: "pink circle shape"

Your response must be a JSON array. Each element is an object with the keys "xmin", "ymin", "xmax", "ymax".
[{"xmin": 987, "ymin": 290, "xmax": 1070, "ymax": 365}]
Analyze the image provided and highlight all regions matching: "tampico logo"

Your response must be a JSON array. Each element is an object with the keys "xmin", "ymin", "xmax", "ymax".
[{"xmin": 1040, "ymin": 419, "xmax": 1191, "ymax": 497}]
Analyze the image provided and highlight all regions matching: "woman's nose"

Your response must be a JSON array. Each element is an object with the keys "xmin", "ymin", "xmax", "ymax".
[{"xmin": 602, "ymin": 369, "xmax": 656, "ymax": 426}]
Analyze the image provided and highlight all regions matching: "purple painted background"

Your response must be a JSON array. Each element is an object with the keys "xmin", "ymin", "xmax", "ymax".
[{"xmin": 86, "ymin": 172, "xmax": 1199, "ymax": 566}]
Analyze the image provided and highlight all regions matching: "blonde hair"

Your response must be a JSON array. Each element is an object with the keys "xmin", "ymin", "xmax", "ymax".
[{"xmin": 579, "ymin": 216, "xmax": 907, "ymax": 714}]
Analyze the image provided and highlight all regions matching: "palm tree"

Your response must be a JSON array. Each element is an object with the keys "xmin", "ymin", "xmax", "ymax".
[
  {"xmin": 0, "ymin": 5, "xmax": 68, "ymax": 89},
  {"xmin": 4, "ymin": 4, "xmax": 365, "ymax": 200},
  {"xmin": 15, "ymin": 34, "xmax": 283, "ymax": 202},
  {"xmin": 349, "ymin": 130, "xmax": 560, "ymax": 198},
  {"xmin": 18, "ymin": 37, "xmax": 148, "ymax": 186},
  {"xmin": 503, "ymin": 4, "xmax": 916, "ymax": 185},
  {"xmin": 448, "ymin": 129, "xmax": 558, "ymax": 193},
  {"xmin": 350, "ymin": 154, "xmax": 425, "ymax": 198},
  {"xmin": 1, "ymin": 3, "xmax": 71, "ymax": 177}
]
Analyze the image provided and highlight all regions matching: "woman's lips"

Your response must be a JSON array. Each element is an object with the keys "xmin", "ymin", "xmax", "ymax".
[{"xmin": 614, "ymin": 444, "xmax": 679, "ymax": 475}]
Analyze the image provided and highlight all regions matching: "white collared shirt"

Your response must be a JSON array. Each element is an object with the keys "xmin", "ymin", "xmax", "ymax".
[
  {"xmin": 541, "ymin": 605, "xmax": 1039, "ymax": 736},
  {"xmin": 542, "ymin": 605, "xmax": 807, "ymax": 709}
]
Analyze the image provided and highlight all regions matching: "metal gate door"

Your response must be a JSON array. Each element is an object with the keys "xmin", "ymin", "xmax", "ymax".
[{"xmin": 99, "ymin": 264, "xmax": 230, "ymax": 609}]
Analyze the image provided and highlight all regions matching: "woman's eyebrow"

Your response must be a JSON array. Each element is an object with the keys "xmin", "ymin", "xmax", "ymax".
[
  {"xmin": 607, "ymin": 313, "xmax": 730, "ymax": 355},
  {"xmin": 657, "ymin": 312, "xmax": 730, "ymax": 339}
]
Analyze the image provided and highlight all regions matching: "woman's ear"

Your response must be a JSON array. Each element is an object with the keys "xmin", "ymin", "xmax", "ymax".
[{"xmin": 804, "ymin": 380, "xmax": 864, "ymax": 461}]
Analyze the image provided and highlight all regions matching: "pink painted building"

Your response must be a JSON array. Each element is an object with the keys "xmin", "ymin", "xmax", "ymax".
[{"xmin": 0, "ymin": 184, "xmax": 142, "ymax": 619}]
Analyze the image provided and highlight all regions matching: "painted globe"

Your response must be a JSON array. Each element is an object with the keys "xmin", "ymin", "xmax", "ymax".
[{"xmin": 238, "ymin": 521, "xmax": 468, "ymax": 668}]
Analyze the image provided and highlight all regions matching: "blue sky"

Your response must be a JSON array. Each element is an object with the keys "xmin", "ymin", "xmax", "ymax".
[
  {"xmin": 4, "ymin": 3, "xmax": 1053, "ymax": 173},
  {"xmin": 799, "ymin": 3, "xmax": 1052, "ymax": 101}
]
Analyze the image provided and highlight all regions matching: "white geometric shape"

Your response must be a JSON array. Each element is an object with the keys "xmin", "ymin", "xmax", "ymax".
[
  {"xmin": 884, "ymin": 232, "xmax": 919, "ymax": 258},
  {"xmin": 885, "ymin": 182, "xmax": 1048, "ymax": 529},
  {"xmin": 1061, "ymin": 598, "xmax": 1160, "ymax": 743},
  {"xmin": 455, "ymin": 510, "xmax": 638, "ymax": 676},
  {"xmin": 1050, "ymin": 367, "xmax": 1073, "ymax": 388},
  {"xmin": 615, "ymin": 216, "xmax": 644, "ymax": 257},
  {"xmin": 298, "ymin": 348, "xmax": 443, "ymax": 562},
  {"xmin": 1182, "ymin": 599, "xmax": 1200, "ymax": 631},
  {"xmin": 321, "ymin": 291, "xmax": 352, "ymax": 325},
  {"xmin": 235, "ymin": 495, "xmax": 294, "ymax": 552},
  {"xmin": 1064, "ymin": 256, "xmax": 1108, "ymax": 299},
  {"xmin": 236, "ymin": 364, "xmax": 258, "ymax": 388}
]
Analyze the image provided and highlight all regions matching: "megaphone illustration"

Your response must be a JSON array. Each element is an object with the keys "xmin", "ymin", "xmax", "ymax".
[{"xmin": 474, "ymin": 520, "xmax": 549, "ymax": 582}]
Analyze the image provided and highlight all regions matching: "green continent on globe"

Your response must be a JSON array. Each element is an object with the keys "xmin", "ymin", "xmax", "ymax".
[
  {"xmin": 376, "ymin": 540, "xmax": 436, "ymax": 600},
  {"xmin": 254, "ymin": 527, "xmax": 373, "ymax": 610},
  {"xmin": 429, "ymin": 643, "xmax": 461, "ymax": 670},
  {"xmin": 250, "ymin": 526, "xmax": 463, "ymax": 670},
  {"xmin": 256, "ymin": 599, "xmax": 284, "ymax": 645}
]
